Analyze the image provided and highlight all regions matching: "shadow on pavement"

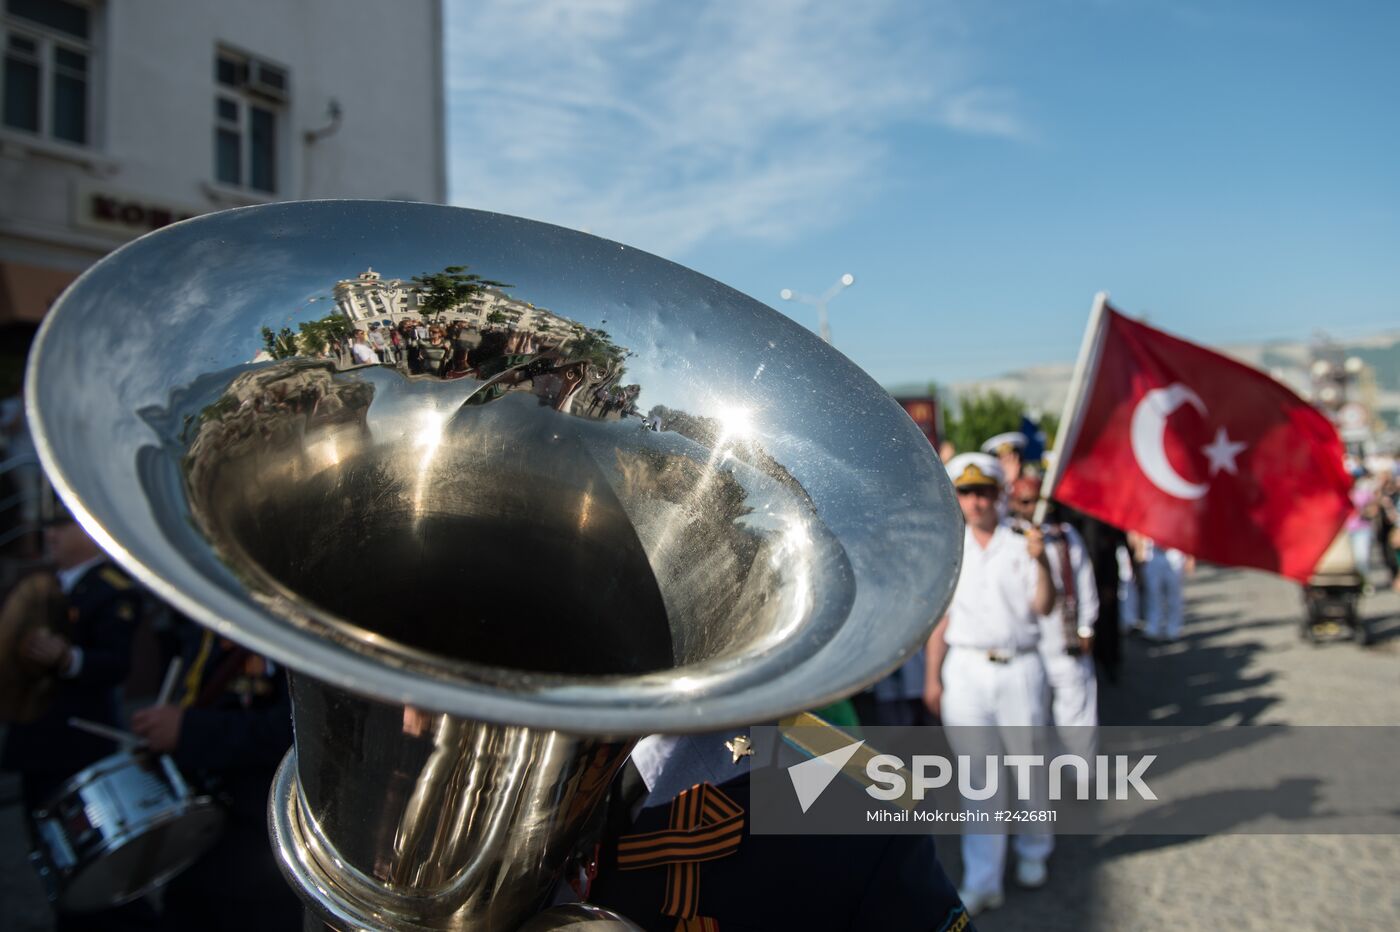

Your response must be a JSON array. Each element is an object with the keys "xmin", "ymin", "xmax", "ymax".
[{"xmin": 974, "ymin": 569, "xmax": 1292, "ymax": 932}]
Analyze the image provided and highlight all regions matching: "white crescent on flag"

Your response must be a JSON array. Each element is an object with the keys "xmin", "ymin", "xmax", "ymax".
[{"xmin": 1130, "ymin": 384, "xmax": 1210, "ymax": 500}]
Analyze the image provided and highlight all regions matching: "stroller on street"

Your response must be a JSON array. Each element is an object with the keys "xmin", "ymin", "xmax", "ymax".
[{"xmin": 1302, "ymin": 531, "xmax": 1369, "ymax": 645}]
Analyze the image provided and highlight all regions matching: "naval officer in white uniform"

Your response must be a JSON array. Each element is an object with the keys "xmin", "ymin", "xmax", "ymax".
[{"xmin": 924, "ymin": 452, "xmax": 1056, "ymax": 917}]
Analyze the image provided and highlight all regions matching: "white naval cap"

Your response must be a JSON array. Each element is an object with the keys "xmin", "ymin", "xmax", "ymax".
[
  {"xmin": 947, "ymin": 452, "xmax": 1004, "ymax": 489},
  {"xmin": 980, "ymin": 431, "xmax": 1028, "ymax": 455}
]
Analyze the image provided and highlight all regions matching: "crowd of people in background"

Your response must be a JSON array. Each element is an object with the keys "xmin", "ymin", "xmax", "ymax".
[
  {"xmin": 344, "ymin": 317, "xmax": 547, "ymax": 381},
  {"xmin": 1346, "ymin": 464, "xmax": 1400, "ymax": 593},
  {"xmin": 342, "ymin": 319, "xmax": 645, "ymax": 421}
]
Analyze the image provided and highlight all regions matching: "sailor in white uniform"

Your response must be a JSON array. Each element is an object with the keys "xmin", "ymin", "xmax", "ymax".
[
  {"xmin": 924, "ymin": 453, "xmax": 1056, "ymax": 916},
  {"xmin": 1141, "ymin": 537, "xmax": 1189, "ymax": 642}
]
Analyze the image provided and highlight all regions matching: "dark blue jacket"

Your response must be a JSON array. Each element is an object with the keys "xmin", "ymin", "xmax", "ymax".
[
  {"xmin": 589, "ymin": 772, "xmax": 972, "ymax": 932},
  {"xmin": 1, "ymin": 563, "xmax": 142, "ymax": 799},
  {"xmin": 165, "ymin": 619, "xmax": 294, "ymax": 822},
  {"xmin": 155, "ymin": 617, "xmax": 301, "ymax": 932}
]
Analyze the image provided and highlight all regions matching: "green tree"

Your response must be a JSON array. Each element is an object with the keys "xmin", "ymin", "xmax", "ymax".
[
  {"xmin": 411, "ymin": 265, "xmax": 511, "ymax": 320},
  {"xmin": 260, "ymin": 325, "xmax": 298, "ymax": 360},
  {"xmin": 564, "ymin": 327, "xmax": 625, "ymax": 373},
  {"xmin": 943, "ymin": 389, "xmax": 1025, "ymax": 457},
  {"xmin": 296, "ymin": 313, "xmax": 353, "ymax": 356}
]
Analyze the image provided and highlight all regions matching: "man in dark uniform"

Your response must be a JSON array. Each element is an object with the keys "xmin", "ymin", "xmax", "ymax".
[
  {"xmin": 0, "ymin": 508, "xmax": 149, "ymax": 930},
  {"xmin": 131, "ymin": 612, "xmax": 300, "ymax": 932},
  {"xmin": 587, "ymin": 731, "xmax": 972, "ymax": 932}
]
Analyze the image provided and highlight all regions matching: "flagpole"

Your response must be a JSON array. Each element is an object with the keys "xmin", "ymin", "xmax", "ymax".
[{"xmin": 1033, "ymin": 291, "xmax": 1110, "ymax": 525}]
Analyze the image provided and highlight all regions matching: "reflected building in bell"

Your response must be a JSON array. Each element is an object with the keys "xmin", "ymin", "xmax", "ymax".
[
  {"xmin": 332, "ymin": 269, "xmax": 427, "ymax": 325},
  {"xmin": 332, "ymin": 268, "xmax": 581, "ymax": 342}
]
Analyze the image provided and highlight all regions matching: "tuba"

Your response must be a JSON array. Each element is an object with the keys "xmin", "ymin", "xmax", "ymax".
[{"xmin": 27, "ymin": 202, "xmax": 961, "ymax": 929}]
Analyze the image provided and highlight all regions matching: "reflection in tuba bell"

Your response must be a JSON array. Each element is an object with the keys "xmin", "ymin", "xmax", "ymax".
[{"xmin": 27, "ymin": 202, "xmax": 962, "ymax": 929}]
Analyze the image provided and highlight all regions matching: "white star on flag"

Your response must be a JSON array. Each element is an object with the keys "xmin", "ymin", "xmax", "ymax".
[{"xmin": 1201, "ymin": 427, "xmax": 1247, "ymax": 476}]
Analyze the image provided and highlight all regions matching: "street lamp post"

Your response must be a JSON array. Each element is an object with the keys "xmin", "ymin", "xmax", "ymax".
[{"xmin": 780, "ymin": 273, "xmax": 854, "ymax": 345}]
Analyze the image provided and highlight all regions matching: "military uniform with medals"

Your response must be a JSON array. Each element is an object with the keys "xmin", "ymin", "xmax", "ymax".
[{"xmin": 587, "ymin": 730, "xmax": 972, "ymax": 932}]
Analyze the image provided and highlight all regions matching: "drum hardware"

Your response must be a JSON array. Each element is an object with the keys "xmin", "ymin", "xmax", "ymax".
[
  {"xmin": 28, "ymin": 201, "xmax": 963, "ymax": 929},
  {"xmin": 28, "ymin": 746, "xmax": 225, "ymax": 912},
  {"xmin": 66, "ymin": 716, "xmax": 146, "ymax": 748},
  {"xmin": 155, "ymin": 656, "xmax": 184, "ymax": 706}
]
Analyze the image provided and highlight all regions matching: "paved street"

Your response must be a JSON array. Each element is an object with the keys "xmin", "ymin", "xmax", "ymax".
[
  {"xmin": 3, "ymin": 566, "xmax": 1399, "ymax": 929},
  {"xmin": 966, "ymin": 565, "xmax": 1400, "ymax": 931}
]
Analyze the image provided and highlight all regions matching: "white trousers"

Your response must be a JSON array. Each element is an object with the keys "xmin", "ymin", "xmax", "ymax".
[
  {"xmin": 1041, "ymin": 650, "xmax": 1098, "ymax": 793},
  {"xmin": 1143, "ymin": 549, "xmax": 1186, "ymax": 639},
  {"xmin": 941, "ymin": 647, "xmax": 1054, "ymax": 896},
  {"xmin": 1349, "ymin": 527, "xmax": 1374, "ymax": 581},
  {"xmin": 1116, "ymin": 544, "xmax": 1140, "ymax": 631},
  {"xmin": 1042, "ymin": 651, "xmax": 1098, "ymax": 729}
]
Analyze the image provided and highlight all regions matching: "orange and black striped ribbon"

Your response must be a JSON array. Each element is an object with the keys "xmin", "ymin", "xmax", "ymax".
[
  {"xmin": 617, "ymin": 782, "xmax": 744, "ymax": 924},
  {"xmin": 675, "ymin": 918, "xmax": 720, "ymax": 932}
]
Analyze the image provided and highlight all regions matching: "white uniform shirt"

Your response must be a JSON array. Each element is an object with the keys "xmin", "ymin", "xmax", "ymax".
[
  {"xmin": 1036, "ymin": 523, "xmax": 1099, "ymax": 655},
  {"xmin": 350, "ymin": 341, "xmax": 380, "ymax": 365},
  {"xmin": 945, "ymin": 522, "xmax": 1043, "ymax": 652}
]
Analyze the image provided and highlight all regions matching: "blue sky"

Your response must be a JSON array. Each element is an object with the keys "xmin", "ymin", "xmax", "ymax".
[{"xmin": 445, "ymin": 1, "xmax": 1399, "ymax": 389}]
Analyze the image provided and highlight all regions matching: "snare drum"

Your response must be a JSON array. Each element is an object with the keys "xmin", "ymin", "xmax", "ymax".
[{"xmin": 30, "ymin": 747, "xmax": 225, "ymax": 912}]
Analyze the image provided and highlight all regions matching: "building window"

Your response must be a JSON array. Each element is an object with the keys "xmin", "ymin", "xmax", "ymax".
[
  {"xmin": 2, "ymin": 0, "xmax": 93, "ymax": 145},
  {"xmin": 214, "ymin": 47, "xmax": 287, "ymax": 194}
]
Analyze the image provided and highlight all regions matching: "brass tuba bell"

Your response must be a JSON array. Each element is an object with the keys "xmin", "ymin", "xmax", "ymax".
[{"xmin": 27, "ymin": 202, "xmax": 961, "ymax": 929}]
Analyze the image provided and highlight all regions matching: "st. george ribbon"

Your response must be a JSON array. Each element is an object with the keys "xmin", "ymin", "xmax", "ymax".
[{"xmin": 26, "ymin": 201, "xmax": 962, "ymax": 930}]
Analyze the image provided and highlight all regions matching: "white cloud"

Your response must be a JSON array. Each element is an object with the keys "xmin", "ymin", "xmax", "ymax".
[{"xmin": 447, "ymin": 0, "xmax": 1026, "ymax": 257}]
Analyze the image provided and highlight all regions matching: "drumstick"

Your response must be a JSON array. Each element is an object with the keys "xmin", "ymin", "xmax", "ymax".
[
  {"xmin": 156, "ymin": 657, "xmax": 183, "ymax": 707},
  {"xmin": 67, "ymin": 716, "xmax": 147, "ymax": 747}
]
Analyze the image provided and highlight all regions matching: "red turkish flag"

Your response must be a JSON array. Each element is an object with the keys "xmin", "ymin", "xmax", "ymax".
[{"xmin": 1050, "ymin": 303, "xmax": 1351, "ymax": 581}]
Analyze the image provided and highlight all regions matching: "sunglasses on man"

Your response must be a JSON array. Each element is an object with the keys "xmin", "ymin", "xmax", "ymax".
[{"xmin": 955, "ymin": 486, "xmax": 998, "ymax": 499}]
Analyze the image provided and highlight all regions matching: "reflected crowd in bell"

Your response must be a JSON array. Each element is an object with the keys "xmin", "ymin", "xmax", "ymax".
[{"xmin": 271, "ymin": 266, "xmax": 645, "ymax": 422}]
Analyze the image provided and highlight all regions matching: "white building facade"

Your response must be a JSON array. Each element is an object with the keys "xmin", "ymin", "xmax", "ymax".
[
  {"xmin": 333, "ymin": 269, "xmax": 427, "ymax": 325},
  {"xmin": 333, "ymin": 268, "xmax": 577, "ymax": 340},
  {"xmin": 0, "ymin": 0, "xmax": 446, "ymax": 328}
]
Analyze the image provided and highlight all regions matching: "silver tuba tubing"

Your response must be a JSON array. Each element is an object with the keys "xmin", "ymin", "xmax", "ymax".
[
  {"xmin": 271, "ymin": 684, "xmax": 633, "ymax": 928},
  {"xmin": 27, "ymin": 201, "xmax": 962, "ymax": 929}
]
